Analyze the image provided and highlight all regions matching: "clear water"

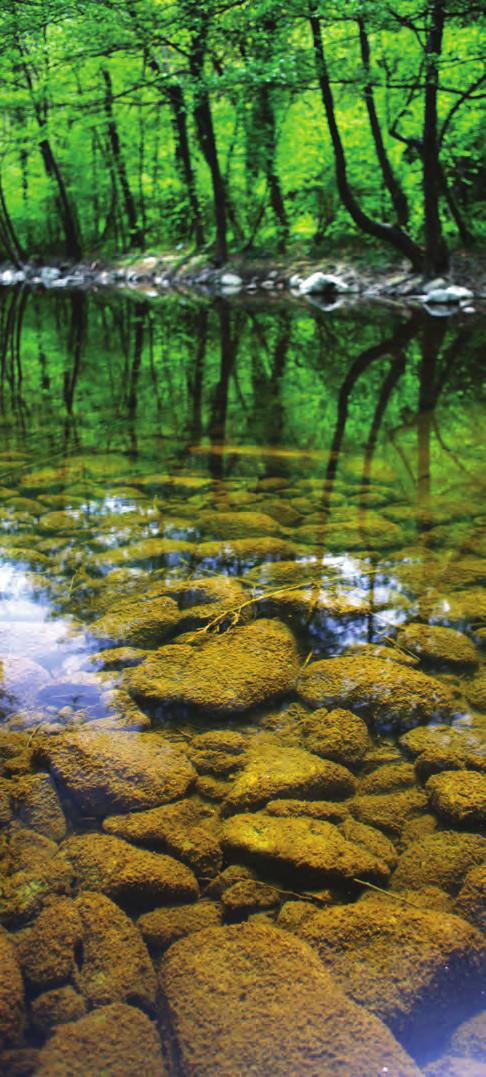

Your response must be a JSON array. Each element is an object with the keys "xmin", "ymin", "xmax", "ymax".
[{"xmin": 0, "ymin": 285, "xmax": 485, "ymax": 1071}]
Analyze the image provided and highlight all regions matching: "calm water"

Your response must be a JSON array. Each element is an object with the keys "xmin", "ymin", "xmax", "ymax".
[{"xmin": 0, "ymin": 286, "xmax": 485, "ymax": 1072}]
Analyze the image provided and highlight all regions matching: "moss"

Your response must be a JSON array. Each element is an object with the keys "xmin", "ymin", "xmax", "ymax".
[
  {"xmin": 74, "ymin": 892, "xmax": 156, "ymax": 1010},
  {"xmin": 298, "ymin": 655, "xmax": 458, "ymax": 729},
  {"xmin": 38, "ymin": 730, "xmax": 195, "ymax": 814},
  {"xmin": 348, "ymin": 787, "xmax": 428, "ymax": 837},
  {"xmin": 358, "ymin": 762, "xmax": 416, "ymax": 795},
  {"xmin": 426, "ymin": 770, "xmax": 486, "ymax": 826},
  {"xmin": 62, "ymin": 833, "xmax": 199, "ymax": 908},
  {"xmin": 15, "ymin": 899, "xmax": 83, "ymax": 989},
  {"xmin": 223, "ymin": 744, "xmax": 355, "ymax": 814},
  {"xmin": 138, "ymin": 901, "xmax": 223, "ymax": 951},
  {"xmin": 391, "ymin": 832, "xmax": 486, "ymax": 895},
  {"xmin": 454, "ymin": 866, "xmax": 486, "ymax": 932},
  {"xmin": 0, "ymin": 928, "xmax": 25, "ymax": 1049},
  {"xmin": 161, "ymin": 923, "xmax": 420, "ymax": 1077},
  {"xmin": 299, "ymin": 898, "xmax": 486, "ymax": 1055},
  {"xmin": 35, "ymin": 1003, "xmax": 166, "ymax": 1077},
  {"xmin": 222, "ymin": 811, "xmax": 390, "ymax": 885},
  {"xmin": 200, "ymin": 510, "xmax": 281, "ymax": 539},
  {"xmin": 103, "ymin": 801, "xmax": 222, "ymax": 879},
  {"xmin": 396, "ymin": 622, "xmax": 479, "ymax": 667},
  {"xmin": 31, "ymin": 987, "xmax": 86, "ymax": 1035},
  {"xmin": 128, "ymin": 619, "xmax": 299, "ymax": 715}
]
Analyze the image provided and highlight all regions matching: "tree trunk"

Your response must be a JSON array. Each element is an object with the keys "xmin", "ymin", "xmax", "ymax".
[
  {"xmin": 192, "ymin": 81, "xmax": 228, "ymax": 265},
  {"xmin": 309, "ymin": 15, "xmax": 423, "ymax": 270},
  {"xmin": 259, "ymin": 86, "xmax": 289, "ymax": 252},
  {"xmin": 167, "ymin": 84, "xmax": 205, "ymax": 247},
  {"xmin": 423, "ymin": 0, "xmax": 449, "ymax": 274},
  {"xmin": 102, "ymin": 68, "xmax": 144, "ymax": 250},
  {"xmin": 357, "ymin": 19, "xmax": 409, "ymax": 228}
]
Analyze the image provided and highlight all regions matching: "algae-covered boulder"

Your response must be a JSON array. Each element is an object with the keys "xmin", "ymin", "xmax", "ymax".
[
  {"xmin": 426, "ymin": 770, "xmax": 486, "ymax": 826},
  {"xmin": 396, "ymin": 623, "xmax": 479, "ymax": 667},
  {"xmin": 160, "ymin": 923, "xmax": 421, "ymax": 1077},
  {"xmin": 13, "ymin": 773, "xmax": 67, "ymax": 842},
  {"xmin": 301, "ymin": 707, "xmax": 370, "ymax": 767},
  {"xmin": 128, "ymin": 619, "xmax": 299, "ymax": 714},
  {"xmin": 31, "ymin": 987, "xmax": 86, "ymax": 1035},
  {"xmin": 61, "ymin": 833, "xmax": 199, "ymax": 908},
  {"xmin": 193, "ymin": 536, "xmax": 296, "ymax": 566},
  {"xmin": 74, "ymin": 892, "xmax": 157, "ymax": 1010},
  {"xmin": 464, "ymin": 670, "xmax": 486, "ymax": 712},
  {"xmin": 223, "ymin": 744, "xmax": 355, "ymax": 814},
  {"xmin": 200, "ymin": 510, "xmax": 281, "ymax": 539},
  {"xmin": 298, "ymin": 655, "xmax": 457, "ymax": 728},
  {"xmin": 35, "ymin": 1003, "xmax": 166, "ymax": 1077},
  {"xmin": 0, "ymin": 927, "xmax": 24, "ymax": 1048},
  {"xmin": 38, "ymin": 730, "xmax": 195, "ymax": 814},
  {"xmin": 0, "ymin": 827, "xmax": 73, "ymax": 926},
  {"xmin": 348, "ymin": 787, "xmax": 428, "ymax": 836},
  {"xmin": 89, "ymin": 593, "xmax": 180, "ymax": 647},
  {"xmin": 222, "ymin": 812, "xmax": 390, "ymax": 885},
  {"xmin": 454, "ymin": 866, "xmax": 486, "ymax": 933},
  {"xmin": 299, "ymin": 897, "xmax": 486, "ymax": 1053},
  {"xmin": 103, "ymin": 800, "xmax": 222, "ymax": 879},
  {"xmin": 265, "ymin": 798, "xmax": 350, "ymax": 823},
  {"xmin": 138, "ymin": 901, "xmax": 223, "ymax": 951},
  {"xmin": 392, "ymin": 832, "xmax": 486, "ymax": 894},
  {"xmin": 15, "ymin": 898, "xmax": 83, "ymax": 989}
]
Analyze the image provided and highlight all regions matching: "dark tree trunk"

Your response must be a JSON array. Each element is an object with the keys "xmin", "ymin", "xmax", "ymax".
[
  {"xmin": 38, "ymin": 137, "xmax": 82, "ymax": 260},
  {"xmin": 357, "ymin": 19, "xmax": 409, "ymax": 228},
  {"xmin": 309, "ymin": 15, "xmax": 423, "ymax": 270},
  {"xmin": 259, "ymin": 86, "xmax": 289, "ymax": 253},
  {"xmin": 102, "ymin": 68, "xmax": 144, "ymax": 250},
  {"xmin": 0, "ymin": 175, "xmax": 25, "ymax": 265},
  {"xmin": 192, "ymin": 80, "xmax": 228, "ymax": 265},
  {"xmin": 423, "ymin": 0, "xmax": 449, "ymax": 274},
  {"xmin": 167, "ymin": 84, "xmax": 205, "ymax": 247}
]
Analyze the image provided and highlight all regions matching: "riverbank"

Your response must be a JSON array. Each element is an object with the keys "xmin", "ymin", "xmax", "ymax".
[{"xmin": 2, "ymin": 248, "xmax": 486, "ymax": 314}]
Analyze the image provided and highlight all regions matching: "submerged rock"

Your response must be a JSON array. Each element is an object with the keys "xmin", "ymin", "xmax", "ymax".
[
  {"xmin": 128, "ymin": 619, "xmax": 299, "ymax": 714},
  {"xmin": 13, "ymin": 773, "xmax": 67, "ymax": 842},
  {"xmin": 391, "ymin": 832, "xmax": 486, "ymax": 894},
  {"xmin": 161, "ymin": 923, "xmax": 420, "ymax": 1076},
  {"xmin": 426, "ymin": 770, "xmax": 486, "ymax": 826},
  {"xmin": 15, "ymin": 899, "xmax": 83, "ymax": 989},
  {"xmin": 222, "ymin": 812, "xmax": 390, "ymax": 884},
  {"xmin": 31, "ymin": 987, "xmax": 86, "ymax": 1035},
  {"xmin": 299, "ymin": 897, "xmax": 486, "ymax": 1053},
  {"xmin": 0, "ymin": 827, "xmax": 73, "ymax": 926},
  {"xmin": 89, "ymin": 594, "xmax": 180, "ymax": 647},
  {"xmin": 348, "ymin": 788, "xmax": 428, "ymax": 836},
  {"xmin": 35, "ymin": 1003, "xmax": 166, "ymax": 1077},
  {"xmin": 0, "ymin": 657, "xmax": 51, "ymax": 711},
  {"xmin": 103, "ymin": 800, "xmax": 222, "ymax": 878},
  {"xmin": 74, "ymin": 892, "xmax": 156, "ymax": 1010},
  {"xmin": 396, "ymin": 622, "xmax": 478, "ymax": 667},
  {"xmin": 454, "ymin": 866, "xmax": 486, "ymax": 933},
  {"xmin": 38, "ymin": 730, "xmax": 195, "ymax": 814},
  {"xmin": 61, "ymin": 833, "xmax": 199, "ymax": 909},
  {"xmin": 222, "ymin": 744, "xmax": 355, "ymax": 813},
  {"xmin": 301, "ymin": 707, "xmax": 370, "ymax": 767},
  {"xmin": 200, "ymin": 510, "xmax": 281, "ymax": 539},
  {"xmin": 0, "ymin": 927, "xmax": 24, "ymax": 1049},
  {"xmin": 298, "ymin": 656, "xmax": 458, "ymax": 728},
  {"xmin": 138, "ymin": 901, "xmax": 223, "ymax": 951}
]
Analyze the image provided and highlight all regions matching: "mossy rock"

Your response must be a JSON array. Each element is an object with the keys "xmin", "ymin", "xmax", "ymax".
[
  {"xmin": 300, "ymin": 707, "xmax": 370, "ymax": 768},
  {"xmin": 103, "ymin": 800, "xmax": 222, "ymax": 879},
  {"xmin": 0, "ymin": 927, "xmax": 24, "ymax": 1049},
  {"xmin": 396, "ymin": 623, "xmax": 478, "ymax": 667},
  {"xmin": 426, "ymin": 770, "xmax": 486, "ymax": 826},
  {"xmin": 222, "ymin": 812, "xmax": 390, "ymax": 885},
  {"xmin": 464, "ymin": 671, "xmax": 486, "ymax": 712},
  {"xmin": 454, "ymin": 866, "xmax": 486, "ymax": 933},
  {"xmin": 391, "ymin": 832, "xmax": 486, "ymax": 895},
  {"xmin": 74, "ymin": 891, "xmax": 157, "ymax": 1010},
  {"xmin": 298, "ymin": 656, "xmax": 458, "ymax": 730},
  {"xmin": 38, "ymin": 730, "xmax": 195, "ymax": 814},
  {"xmin": 35, "ymin": 1003, "xmax": 166, "ymax": 1077},
  {"xmin": 61, "ymin": 833, "xmax": 199, "ymax": 909},
  {"xmin": 160, "ymin": 923, "xmax": 420, "ymax": 1076},
  {"xmin": 31, "ymin": 987, "xmax": 86, "ymax": 1035},
  {"xmin": 138, "ymin": 901, "xmax": 223, "ymax": 951},
  {"xmin": 222, "ymin": 744, "xmax": 355, "ymax": 814},
  {"xmin": 299, "ymin": 897, "xmax": 486, "ymax": 1054},
  {"xmin": 89, "ymin": 593, "xmax": 180, "ymax": 647},
  {"xmin": 15, "ymin": 898, "xmax": 83, "ymax": 990},
  {"xmin": 200, "ymin": 510, "xmax": 281, "ymax": 539},
  {"xmin": 128, "ymin": 619, "xmax": 299, "ymax": 715},
  {"xmin": 348, "ymin": 787, "xmax": 428, "ymax": 837}
]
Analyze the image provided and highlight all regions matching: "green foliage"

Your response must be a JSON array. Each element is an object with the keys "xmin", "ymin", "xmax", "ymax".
[{"xmin": 0, "ymin": 0, "xmax": 483, "ymax": 262}]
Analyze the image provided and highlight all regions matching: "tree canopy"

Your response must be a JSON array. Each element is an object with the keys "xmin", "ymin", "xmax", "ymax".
[{"xmin": 0, "ymin": 0, "xmax": 484, "ymax": 271}]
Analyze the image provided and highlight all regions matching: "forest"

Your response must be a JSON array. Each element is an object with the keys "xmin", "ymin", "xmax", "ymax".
[{"xmin": 0, "ymin": 0, "xmax": 484, "ymax": 275}]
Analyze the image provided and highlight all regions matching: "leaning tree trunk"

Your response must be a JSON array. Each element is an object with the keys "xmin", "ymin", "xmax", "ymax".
[
  {"xmin": 309, "ymin": 14, "xmax": 423, "ymax": 271},
  {"xmin": 102, "ymin": 68, "xmax": 144, "ymax": 250}
]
